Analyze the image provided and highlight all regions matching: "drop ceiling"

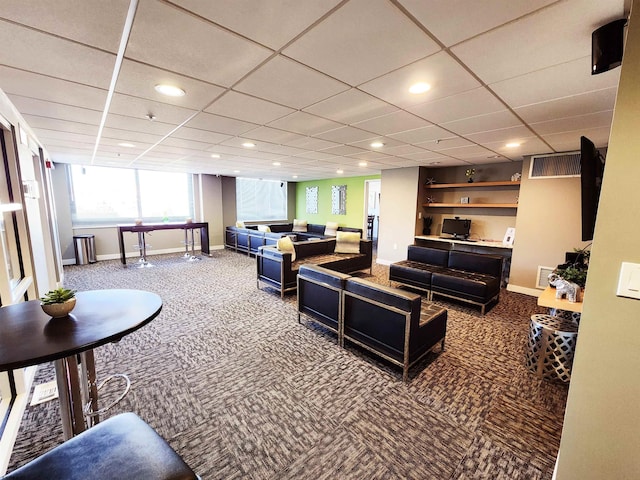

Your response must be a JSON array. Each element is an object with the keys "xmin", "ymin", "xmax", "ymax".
[{"xmin": 0, "ymin": 0, "xmax": 627, "ymax": 181}]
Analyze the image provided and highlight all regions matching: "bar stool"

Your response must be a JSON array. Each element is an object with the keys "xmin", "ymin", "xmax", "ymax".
[
  {"xmin": 187, "ymin": 227, "xmax": 201, "ymax": 262},
  {"xmin": 133, "ymin": 232, "xmax": 153, "ymax": 268},
  {"xmin": 182, "ymin": 228, "xmax": 193, "ymax": 258}
]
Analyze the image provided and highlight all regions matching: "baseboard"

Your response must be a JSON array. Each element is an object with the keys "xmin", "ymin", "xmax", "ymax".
[
  {"xmin": 62, "ymin": 244, "xmax": 226, "ymax": 264},
  {"xmin": 506, "ymin": 284, "xmax": 541, "ymax": 297}
]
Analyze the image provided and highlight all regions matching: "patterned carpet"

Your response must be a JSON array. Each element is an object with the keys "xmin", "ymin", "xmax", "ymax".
[{"xmin": 7, "ymin": 249, "xmax": 567, "ymax": 479}]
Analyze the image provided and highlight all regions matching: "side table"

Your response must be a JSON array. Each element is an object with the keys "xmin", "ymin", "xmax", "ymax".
[{"xmin": 525, "ymin": 314, "xmax": 579, "ymax": 382}]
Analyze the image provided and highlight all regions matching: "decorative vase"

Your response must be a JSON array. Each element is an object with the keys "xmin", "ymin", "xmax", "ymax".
[
  {"xmin": 41, "ymin": 298, "xmax": 76, "ymax": 318},
  {"xmin": 467, "ymin": 177, "xmax": 474, "ymax": 183}
]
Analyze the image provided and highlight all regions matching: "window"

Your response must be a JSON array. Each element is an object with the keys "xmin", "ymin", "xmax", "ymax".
[
  {"xmin": 236, "ymin": 178, "xmax": 287, "ymax": 221},
  {"xmin": 69, "ymin": 165, "xmax": 193, "ymax": 225}
]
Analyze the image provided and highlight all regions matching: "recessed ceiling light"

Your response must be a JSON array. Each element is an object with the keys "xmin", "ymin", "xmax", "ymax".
[
  {"xmin": 118, "ymin": 142, "xmax": 135, "ymax": 148},
  {"xmin": 233, "ymin": 170, "xmax": 240, "ymax": 173},
  {"xmin": 506, "ymin": 142, "xmax": 521, "ymax": 148},
  {"xmin": 336, "ymin": 169, "xmax": 344, "ymax": 174},
  {"xmin": 154, "ymin": 84, "xmax": 186, "ymax": 97},
  {"xmin": 273, "ymin": 162, "xmax": 281, "ymax": 166},
  {"xmin": 358, "ymin": 161, "xmax": 368, "ymax": 167},
  {"xmin": 409, "ymin": 82, "xmax": 431, "ymax": 94},
  {"xmin": 210, "ymin": 153, "xmax": 220, "ymax": 158},
  {"xmin": 370, "ymin": 141, "xmax": 384, "ymax": 148},
  {"xmin": 242, "ymin": 142, "xmax": 256, "ymax": 148},
  {"xmin": 292, "ymin": 175, "xmax": 298, "ymax": 179}
]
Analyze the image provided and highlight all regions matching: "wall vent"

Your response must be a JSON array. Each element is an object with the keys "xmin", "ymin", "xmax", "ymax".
[
  {"xmin": 529, "ymin": 151, "xmax": 581, "ymax": 179},
  {"xmin": 536, "ymin": 266, "xmax": 555, "ymax": 289}
]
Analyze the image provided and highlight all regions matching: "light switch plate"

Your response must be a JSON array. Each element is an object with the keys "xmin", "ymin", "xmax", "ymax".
[{"xmin": 616, "ymin": 262, "xmax": 640, "ymax": 299}]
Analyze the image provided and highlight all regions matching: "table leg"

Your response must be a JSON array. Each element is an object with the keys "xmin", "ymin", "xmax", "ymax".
[
  {"xmin": 80, "ymin": 350, "xmax": 99, "ymax": 428},
  {"xmin": 54, "ymin": 355, "xmax": 87, "ymax": 440}
]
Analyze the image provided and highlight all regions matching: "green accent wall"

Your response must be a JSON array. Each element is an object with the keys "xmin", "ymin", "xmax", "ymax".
[{"xmin": 295, "ymin": 175, "xmax": 380, "ymax": 229}]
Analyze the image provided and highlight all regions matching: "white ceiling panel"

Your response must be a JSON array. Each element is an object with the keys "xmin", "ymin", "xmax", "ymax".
[
  {"xmin": 0, "ymin": 19, "xmax": 115, "ymax": 88},
  {"xmin": 283, "ymin": 0, "xmax": 440, "ymax": 86},
  {"xmin": 415, "ymin": 137, "xmax": 473, "ymax": 151},
  {"xmin": 104, "ymin": 114, "xmax": 177, "ymax": 136},
  {"xmin": 125, "ymin": 0, "xmax": 272, "ymax": 86},
  {"xmin": 440, "ymin": 111, "xmax": 524, "ymax": 136},
  {"xmin": 170, "ymin": 127, "xmax": 233, "ymax": 145},
  {"xmin": 315, "ymin": 126, "xmax": 378, "ymax": 144},
  {"xmin": 116, "ymin": 60, "xmax": 225, "ymax": 110},
  {"xmin": 242, "ymin": 126, "xmax": 307, "ymax": 145},
  {"xmin": 22, "ymin": 116, "xmax": 100, "ymax": 136},
  {"xmin": 0, "ymin": 0, "xmax": 131, "ymax": 52},
  {"xmin": 0, "ymin": 67, "xmax": 107, "ymax": 110},
  {"xmin": 451, "ymin": 0, "xmax": 626, "ymax": 84},
  {"xmin": 541, "ymin": 126, "xmax": 613, "ymax": 151},
  {"xmin": 352, "ymin": 111, "xmax": 432, "ymax": 136},
  {"xmin": 480, "ymin": 137, "xmax": 552, "ymax": 158},
  {"xmin": 268, "ymin": 111, "xmax": 342, "ymax": 136},
  {"xmin": 109, "ymin": 94, "xmax": 198, "ymax": 126},
  {"xmin": 234, "ymin": 55, "xmax": 350, "ymax": 109},
  {"xmin": 206, "ymin": 91, "xmax": 294, "ymax": 124},
  {"xmin": 359, "ymin": 52, "xmax": 481, "ymax": 108},
  {"xmin": 174, "ymin": 0, "xmax": 342, "ymax": 50},
  {"xmin": 10, "ymin": 96, "xmax": 102, "ymax": 125},
  {"xmin": 389, "ymin": 125, "xmax": 457, "ymax": 144},
  {"xmin": 531, "ymin": 110, "xmax": 614, "ymax": 136},
  {"xmin": 466, "ymin": 125, "xmax": 536, "ymax": 145},
  {"xmin": 514, "ymin": 88, "xmax": 619, "ymax": 124},
  {"xmin": 408, "ymin": 87, "xmax": 506, "ymax": 124},
  {"xmin": 184, "ymin": 112, "xmax": 258, "ymax": 136},
  {"xmin": 400, "ymin": 0, "xmax": 558, "ymax": 47},
  {"xmin": 303, "ymin": 89, "xmax": 397, "ymax": 124}
]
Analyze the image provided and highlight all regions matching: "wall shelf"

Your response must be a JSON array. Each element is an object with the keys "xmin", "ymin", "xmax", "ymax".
[
  {"xmin": 423, "ymin": 203, "xmax": 518, "ymax": 208},
  {"xmin": 426, "ymin": 181, "xmax": 520, "ymax": 189}
]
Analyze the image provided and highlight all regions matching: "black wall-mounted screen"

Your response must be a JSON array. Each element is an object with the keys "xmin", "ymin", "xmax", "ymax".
[
  {"xmin": 441, "ymin": 218, "xmax": 471, "ymax": 239},
  {"xmin": 592, "ymin": 18, "xmax": 626, "ymax": 75},
  {"xmin": 580, "ymin": 136, "xmax": 605, "ymax": 241}
]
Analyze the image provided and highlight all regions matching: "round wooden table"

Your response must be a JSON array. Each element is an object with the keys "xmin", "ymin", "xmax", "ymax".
[{"xmin": 0, "ymin": 289, "xmax": 162, "ymax": 439}]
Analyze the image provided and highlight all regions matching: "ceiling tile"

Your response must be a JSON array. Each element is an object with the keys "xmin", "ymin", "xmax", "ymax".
[
  {"xmin": 389, "ymin": 125, "xmax": 457, "ymax": 144},
  {"xmin": 116, "ymin": 60, "xmax": 225, "ymax": 110},
  {"xmin": 109, "ymin": 93, "xmax": 197, "ymax": 126},
  {"xmin": 359, "ymin": 51, "xmax": 481, "ymax": 108},
  {"xmin": 175, "ymin": 0, "xmax": 342, "ymax": 50},
  {"xmin": 283, "ymin": 0, "xmax": 440, "ymax": 86},
  {"xmin": 235, "ymin": 55, "xmax": 350, "ymax": 109},
  {"xmin": 125, "ymin": 0, "xmax": 272, "ymax": 86},
  {"xmin": 440, "ymin": 110, "xmax": 523, "ymax": 136},
  {"xmin": 314, "ymin": 126, "xmax": 378, "ymax": 144},
  {"xmin": 184, "ymin": 112, "xmax": 258, "ymax": 136},
  {"xmin": 466, "ymin": 125, "xmax": 535, "ymax": 145},
  {"xmin": 514, "ymin": 87, "xmax": 618, "ymax": 123},
  {"xmin": 170, "ymin": 127, "xmax": 233, "ymax": 145},
  {"xmin": 242, "ymin": 126, "xmax": 306, "ymax": 145},
  {"xmin": 352, "ymin": 111, "xmax": 432, "ymax": 136},
  {"xmin": 104, "ymin": 113, "xmax": 177, "ymax": 136},
  {"xmin": 451, "ymin": 0, "xmax": 626, "ymax": 84},
  {"xmin": 401, "ymin": 0, "xmax": 558, "ymax": 47},
  {"xmin": 22, "ymin": 115, "xmax": 100, "ymax": 136},
  {"xmin": 481, "ymin": 137, "xmax": 553, "ymax": 158},
  {"xmin": 0, "ymin": 0, "xmax": 131, "ymax": 52},
  {"xmin": 531, "ymin": 110, "xmax": 614, "ymax": 136},
  {"xmin": 206, "ymin": 91, "xmax": 294, "ymax": 124},
  {"xmin": 0, "ymin": 19, "xmax": 115, "ymax": 88},
  {"xmin": 303, "ymin": 89, "xmax": 397, "ymax": 124},
  {"xmin": 435, "ymin": 144, "xmax": 495, "ymax": 160},
  {"xmin": 415, "ymin": 136, "xmax": 473, "ymax": 151},
  {"xmin": 407, "ymin": 87, "xmax": 506, "ymax": 124},
  {"xmin": 491, "ymin": 56, "xmax": 620, "ymax": 107},
  {"xmin": 0, "ymin": 67, "xmax": 107, "ymax": 110},
  {"xmin": 268, "ymin": 111, "xmax": 342, "ymax": 136},
  {"xmin": 10, "ymin": 95, "xmax": 102, "ymax": 124},
  {"xmin": 542, "ymin": 126, "xmax": 612, "ymax": 151}
]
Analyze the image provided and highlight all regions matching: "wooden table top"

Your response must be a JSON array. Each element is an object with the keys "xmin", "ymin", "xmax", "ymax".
[
  {"xmin": 537, "ymin": 286, "xmax": 583, "ymax": 313},
  {"xmin": 0, "ymin": 289, "xmax": 162, "ymax": 371}
]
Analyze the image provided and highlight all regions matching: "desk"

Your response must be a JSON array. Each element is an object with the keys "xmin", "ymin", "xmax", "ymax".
[
  {"xmin": 0, "ymin": 289, "xmax": 162, "ymax": 439},
  {"xmin": 117, "ymin": 222, "xmax": 210, "ymax": 265}
]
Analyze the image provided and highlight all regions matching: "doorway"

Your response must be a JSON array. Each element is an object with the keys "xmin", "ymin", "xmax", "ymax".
[{"xmin": 364, "ymin": 179, "xmax": 381, "ymax": 242}]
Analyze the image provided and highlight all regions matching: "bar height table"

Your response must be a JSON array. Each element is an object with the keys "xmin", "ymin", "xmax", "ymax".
[
  {"xmin": 0, "ymin": 289, "xmax": 162, "ymax": 439},
  {"xmin": 118, "ymin": 222, "xmax": 210, "ymax": 265}
]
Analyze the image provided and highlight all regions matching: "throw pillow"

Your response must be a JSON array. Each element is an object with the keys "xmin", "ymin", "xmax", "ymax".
[
  {"xmin": 235, "ymin": 221, "xmax": 245, "ymax": 228},
  {"xmin": 292, "ymin": 219, "xmax": 308, "ymax": 232},
  {"xmin": 257, "ymin": 225, "xmax": 271, "ymax": 232},
  {"xmin": 324, "ymin": 221, "xmax": 339, "ymax": 236},
  {"xmin": 334, "ymin": 231, "xmax": 361, "ymax": 254},
  {"xmin": 276, "ymin": 236, "xmax": 296, "ymax": 261}
]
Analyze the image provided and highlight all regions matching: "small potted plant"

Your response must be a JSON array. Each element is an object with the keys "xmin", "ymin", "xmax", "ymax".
[
  {"xmin": 465, "ymin": 168, "xmax": 475, "ymax": 183},
  {"xmin": 40, "ymin": 287, "xmax": 77, "ymax": 318}
]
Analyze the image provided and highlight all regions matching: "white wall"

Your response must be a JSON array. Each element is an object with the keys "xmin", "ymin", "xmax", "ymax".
[{"xmin": 555, "ymin": 1, "xmax": 640, "ymax": 477}]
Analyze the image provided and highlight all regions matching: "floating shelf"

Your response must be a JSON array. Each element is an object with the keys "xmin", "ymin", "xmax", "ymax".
[
  {"xmin": 426, "ymin": 181, "xmax": 520, "ymax": 189},
  {"xmin": 423, "ymin": 203, "xmax": 518, "ymax": 208}
]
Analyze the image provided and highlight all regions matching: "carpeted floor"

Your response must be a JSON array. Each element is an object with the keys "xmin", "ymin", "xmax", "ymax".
[{"xmin": 8, "ymin": 250, "xmax": 567, "ymax": 479}]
